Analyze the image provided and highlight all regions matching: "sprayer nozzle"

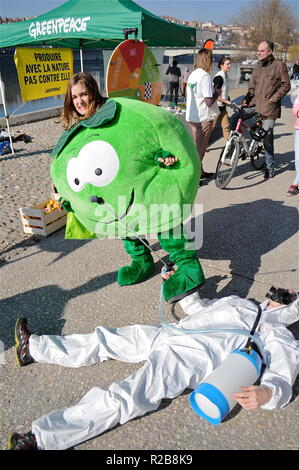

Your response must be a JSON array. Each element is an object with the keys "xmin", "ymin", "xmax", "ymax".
[{"xmin": 89, "ymin": 196, "xmax": 105, "ymax": 205}]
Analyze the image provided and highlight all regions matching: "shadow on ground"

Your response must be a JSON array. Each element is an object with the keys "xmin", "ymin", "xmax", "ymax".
[{"xmin": 194, "ymin": 198, "xmax": 298, "ymax": 299}]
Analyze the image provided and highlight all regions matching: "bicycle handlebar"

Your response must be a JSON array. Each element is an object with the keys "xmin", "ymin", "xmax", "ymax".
[
  {"xmin": 226, "ymin": 102, "xmax": 262, "ymax": 121},
  {"xmin": 225, "ymin": 102, "xmax": 242, "ymax": 111}
]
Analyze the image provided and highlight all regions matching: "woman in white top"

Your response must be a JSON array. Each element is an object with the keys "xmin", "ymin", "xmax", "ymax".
[
  {"xmin": 212, "ymin": 57, "xmax": 232, "ymax": 141},
  {"xmin": 186, "ymin": 49, "xmax": 220, "ymax": 178}
]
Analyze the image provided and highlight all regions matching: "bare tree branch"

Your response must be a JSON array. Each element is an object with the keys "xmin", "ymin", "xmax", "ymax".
[{"xmin": 231, "ymin": 0, "xmax": 297, "ymax": 51}]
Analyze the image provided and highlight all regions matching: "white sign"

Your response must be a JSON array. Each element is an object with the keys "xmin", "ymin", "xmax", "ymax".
[
  {"xmin": 0, "ymin": 78, "xmax": 5, "ymax": 106},
  {"xmin": 29, "ymin": 16, "xmax": 91, "ymax": 39}
]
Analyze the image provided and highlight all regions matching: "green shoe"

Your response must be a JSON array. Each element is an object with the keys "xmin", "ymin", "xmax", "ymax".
[
  {"xmin": 117, "ymin": 255, "xmax": 155, "ymax": 286},
  {"xmin": 163, "ymin": 258, "xmax": 205, "ymax": 303}
]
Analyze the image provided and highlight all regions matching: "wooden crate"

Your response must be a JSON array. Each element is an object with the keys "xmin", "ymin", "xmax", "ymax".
[{"xmin": 19, "ymin": 196, "xmax": 67, "ymax": 237}]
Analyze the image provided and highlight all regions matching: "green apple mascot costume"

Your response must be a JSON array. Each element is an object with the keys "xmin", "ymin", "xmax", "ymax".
[{"xmin": 51, "ymin": 98, "xmax": 205, "ymax": 303}]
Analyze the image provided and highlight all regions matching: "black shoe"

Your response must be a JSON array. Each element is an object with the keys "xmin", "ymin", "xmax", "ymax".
[
  {"xmin": 264, "ymin": 168, "xmax": 275, "ymax": 179},
  {"xmin": 15, "ymin": 317, "xmax": 35, "ymax": 367},
  {"xmin": 240, "ymin": 149, "xmax": 247, "ymax": 160},
  {"xmin": 201, "ymin": 170, "xmax": 214, "ymax": 178},
  {"xmin": 7, "ymin": 431, "xmax": 37, "ymax": 450}
]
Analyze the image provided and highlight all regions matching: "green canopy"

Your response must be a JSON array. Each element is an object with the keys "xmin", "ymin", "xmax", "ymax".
[{"xmin": 0, "ymin": 0, "xmax": 196, "ymax": 49}]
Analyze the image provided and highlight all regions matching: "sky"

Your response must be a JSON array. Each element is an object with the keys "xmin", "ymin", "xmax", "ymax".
[{"xmin": 1, "ymin": 0, "xmax": 298, "ymax": 25}]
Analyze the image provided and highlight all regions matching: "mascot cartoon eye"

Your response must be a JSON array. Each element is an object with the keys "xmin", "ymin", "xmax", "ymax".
[{"xmin": 66, "ymin": 140, "xmax": 120, "ymax": 192}]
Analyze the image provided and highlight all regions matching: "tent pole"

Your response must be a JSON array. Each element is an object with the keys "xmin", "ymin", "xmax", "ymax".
[
  {"xmin": 80, "ymin": 41, "xmax": 84, "ymax": 72},
  {"xmin": 0, "ymin": 74, "xmax": 15, "ymax": 155},
  {"xmin": 4, "ymin": 117, "xmax": 14, "ymax": 155}
]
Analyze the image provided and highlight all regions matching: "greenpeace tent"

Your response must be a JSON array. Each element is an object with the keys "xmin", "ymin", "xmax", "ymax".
[{"xmin": 0, "ymin": 0, "xmax": 196, "ymax": 49}]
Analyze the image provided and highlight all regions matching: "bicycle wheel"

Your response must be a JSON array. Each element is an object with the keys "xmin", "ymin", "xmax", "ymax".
[
  {"xmin": 215, "ymin": 138, "xmax": 240, "ymax": 189},
  {"xmin": 250, "ymin": 141, "xmax": 266, "ymax": 170}
]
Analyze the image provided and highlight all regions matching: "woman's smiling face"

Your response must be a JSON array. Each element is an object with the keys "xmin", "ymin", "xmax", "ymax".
[
  {"xmin": 221, "ymin": 60, "xmax": 231, "ymax": 73},
  {"xmin": 71, "ymin": 82, "xmax": 91, "ymax": 116}
]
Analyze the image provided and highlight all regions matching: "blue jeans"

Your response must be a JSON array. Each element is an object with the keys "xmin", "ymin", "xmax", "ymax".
[{"xmin": 230, "ymin": 107, "xmax": 276, "ymax": 170}]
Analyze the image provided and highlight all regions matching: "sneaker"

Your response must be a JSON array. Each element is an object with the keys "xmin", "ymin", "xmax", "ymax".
[
  {"xmin": 201, "ymin": 170, "xmax": 214, "ymax": 178},
  {"xmin": 264, "ymin": 168, "xmax": 275, "ymax": 179},
  {"xmin": 286, "ymin": 184, "xmax": 299, "ymax": 196},
  {"xmin": 7, "ymin": 431, "xmax": 37, "ymax": 450},
  {"xmin": 15, "ymin": 317, "xmax": 35, "ymax": 367}
]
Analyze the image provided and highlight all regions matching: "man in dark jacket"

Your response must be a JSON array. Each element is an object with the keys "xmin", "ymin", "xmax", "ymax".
[
  {"xmin": 166, "ymin": 60, "xmax": 181, "ymax": 106},
  {"xmin": 232, "ymin": 41, "xmax": 290, "ymax": 179}
]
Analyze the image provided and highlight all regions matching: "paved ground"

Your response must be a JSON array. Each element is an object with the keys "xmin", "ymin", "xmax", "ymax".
[{"xmin": 0, "ymin": 87, "xmax": 298, "ymax": 451}]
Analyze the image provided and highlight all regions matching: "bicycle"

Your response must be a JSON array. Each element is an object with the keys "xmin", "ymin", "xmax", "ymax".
[{"xmin": 215, "ymin": 103, "xmax": 267, "ymax": 189}]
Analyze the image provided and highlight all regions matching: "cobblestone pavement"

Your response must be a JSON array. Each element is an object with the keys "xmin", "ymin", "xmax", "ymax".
[{"xmin": 0, "ymin": 118, "xmax": 61, "ymax": 260}]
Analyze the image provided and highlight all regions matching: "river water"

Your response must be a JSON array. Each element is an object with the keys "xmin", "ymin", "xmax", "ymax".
[{"xmin": 0, "ymin": 49, "xmax": 247, "ymax": 118}]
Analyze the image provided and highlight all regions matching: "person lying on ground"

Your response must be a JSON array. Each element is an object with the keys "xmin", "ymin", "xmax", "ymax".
[{"xmin": 8, "ymin": 270, "xmax": 299, "ymax": 450}]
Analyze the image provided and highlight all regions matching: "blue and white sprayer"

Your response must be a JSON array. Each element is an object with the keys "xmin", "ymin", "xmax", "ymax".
[{"xmin": 189, "ymin": 347, "xmax": 262, "ymax": 425}]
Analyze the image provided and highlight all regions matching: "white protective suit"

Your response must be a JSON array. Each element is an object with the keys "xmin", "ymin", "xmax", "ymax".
[{"xmin": 28, "ymin": 293, "xmax": 299, "ymax": 450}]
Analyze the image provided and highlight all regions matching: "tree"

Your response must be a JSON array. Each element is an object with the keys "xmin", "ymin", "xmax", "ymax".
[
  {"xmin": 230, "ymin": 31, "xmax": 242, "ymax": 47},
  {"xmin": 233, "ymin": 0, "xmax": 297, "ymax": 51}
]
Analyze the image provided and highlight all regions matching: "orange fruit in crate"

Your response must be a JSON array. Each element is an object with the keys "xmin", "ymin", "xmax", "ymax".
[{"xmin": 44, "ymin": 199, "xmax": 58, "ymax": 213}]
